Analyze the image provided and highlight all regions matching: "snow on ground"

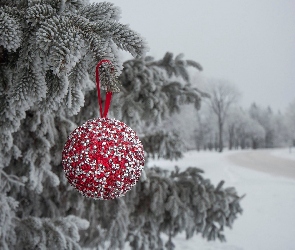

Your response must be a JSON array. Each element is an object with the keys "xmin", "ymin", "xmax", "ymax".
[
  {"xmin": 227, "ymin": 149, "xmax": 295, "ymax": 179},
  {"xmin": 270, "ymin": 147, "xmax": 295, "ymax": 161},
  {"xmin": 146, "ymin": 148, "xmax": 295, "ymax": 250}
]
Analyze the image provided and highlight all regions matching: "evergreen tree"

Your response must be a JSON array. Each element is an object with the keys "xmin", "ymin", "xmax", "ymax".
[
  {"xmin": 0, "ymin": 1, "xmax": 243, "ymax": 249},
  {"xmin": 0, "ymin": 1, "xmax": 146, "ymax": 249},
  {"xmin": 113, "ymin": 53, "xmax": 208, "ymax": 160},
  {"xmin": 113, "ymin": 54, "xmax": 243, "ymax": 248}
]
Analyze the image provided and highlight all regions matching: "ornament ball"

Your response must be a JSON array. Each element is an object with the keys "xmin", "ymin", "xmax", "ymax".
[{"xmin": 62, "ymin": 118, "xmax": 145, "ymax": 200}]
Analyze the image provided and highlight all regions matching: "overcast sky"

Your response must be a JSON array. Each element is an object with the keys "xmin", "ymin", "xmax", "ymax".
[{"xmin": 92, "ymin": 0, "xmax": 295, "ymax": 111}]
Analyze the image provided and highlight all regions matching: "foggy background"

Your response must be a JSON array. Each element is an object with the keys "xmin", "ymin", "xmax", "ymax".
[{"xmin": 101, "ymin": 0, "xmax": 295, "ymax": 111}]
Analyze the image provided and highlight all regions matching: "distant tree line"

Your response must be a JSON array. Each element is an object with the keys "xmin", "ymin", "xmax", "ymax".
[{"xmin": 193, "ymin": 80, "xmax": 295, "ymax": 152}]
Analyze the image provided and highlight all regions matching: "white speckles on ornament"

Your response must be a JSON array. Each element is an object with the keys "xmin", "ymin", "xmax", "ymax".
[{"xmin": 62, "ymin": 117, "xmax": 145, "ymax": 200}]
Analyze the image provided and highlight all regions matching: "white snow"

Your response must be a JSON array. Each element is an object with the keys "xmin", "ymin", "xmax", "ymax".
[
  {"xmin": 146, "ymin": 148, "xmax": 295, "ymax": 250},
  {"xmin": 270, "ymin": 147, "xmax": 295, "ymax": 161}
]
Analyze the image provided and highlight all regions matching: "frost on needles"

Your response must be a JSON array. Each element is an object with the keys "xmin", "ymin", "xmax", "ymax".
[{"xmin": 0, "ymin": 1, "xmax": 243, "ymax": 249}]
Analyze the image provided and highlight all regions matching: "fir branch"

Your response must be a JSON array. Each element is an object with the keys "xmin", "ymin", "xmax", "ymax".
[
  {"xmin": 78, "ymin": 2, "xmax": 121, "ymax": 22},
  {"xmin": 38, "ymin": 72, "xmax": 69, "ymax": 113},
  {"xmin": 0, "ymin": 169, "xmax": 24, "ymax": 188},
  {"xmin": 0, "ymin": 8, "xmax": 23, "ymax": 51},
  {"xmin": 15, "ymin": 216, "xmax": 89, "ymax": 249},
  {"xmin": 186, "ymin": 59, "xmax": 203, "ymax": 71},
  {"xmin": 63, "ymin": 54, "xmax": 94, "ymax": 116},
  {"xmin": 69, "ymin": 14, "xmax": 148, "ymax": 58},
  {"xmin": 26, "ymin": 4, "xmax": 57, "ymax": 25}
]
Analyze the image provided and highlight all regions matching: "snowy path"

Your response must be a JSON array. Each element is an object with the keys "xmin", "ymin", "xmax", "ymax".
[
  {"xmin": 227, "ymin": 149, "xmax": 295, "ymax": 180},
  {"xmin": 145, "ymin": 149, "xmax": 295, "ymax": 250}
]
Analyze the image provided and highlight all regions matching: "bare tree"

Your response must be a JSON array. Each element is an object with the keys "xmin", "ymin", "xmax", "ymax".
[{"xmin": 207, "ymin": 80, "xmax": 240, "ymax": 152}]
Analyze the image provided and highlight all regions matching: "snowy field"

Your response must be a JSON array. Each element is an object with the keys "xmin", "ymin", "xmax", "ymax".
[{"xmin": 146, "ymin": 148, "xmax": 295, "ymax": 250}]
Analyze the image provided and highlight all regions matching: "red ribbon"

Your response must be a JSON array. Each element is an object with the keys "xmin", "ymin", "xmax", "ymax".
[{"xmin": 95, "ymin": 60, "xmax": 113, "ymax": 118}]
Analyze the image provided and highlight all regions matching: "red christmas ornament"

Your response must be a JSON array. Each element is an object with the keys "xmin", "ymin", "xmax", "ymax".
[{"xmin": 62, "ymin": 60, "xmax": 145, "ymax": 199}]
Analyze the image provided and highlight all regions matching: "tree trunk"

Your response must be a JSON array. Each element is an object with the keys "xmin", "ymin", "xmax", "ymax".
[
  {"xmin": 252, "ymin": 139, "xmax": 258, "ymax": 149},
  {"xmin": 218, "ymin": 119, "xmax": 223, "ymax": 152},
  {"xmin": 214, "ymin": 133, "xmax": 219, "ymax": 151},
  {"xmin": 240, "ymin": 137, "xmax": 246, "ymax": 149},
  {"xmin": 228, "ymin": 126, "xmax": 234, "ymax": 150}
]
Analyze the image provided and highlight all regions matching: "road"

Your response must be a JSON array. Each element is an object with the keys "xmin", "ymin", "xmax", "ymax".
[{"xmin": 227, "ymin": 149, "xmax": 295, "ymax": 180}]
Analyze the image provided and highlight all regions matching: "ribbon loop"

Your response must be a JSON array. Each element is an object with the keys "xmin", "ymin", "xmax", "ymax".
[{"xmin": 95, "ymin": 60, "xmax": 114, "ymax": 118}]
